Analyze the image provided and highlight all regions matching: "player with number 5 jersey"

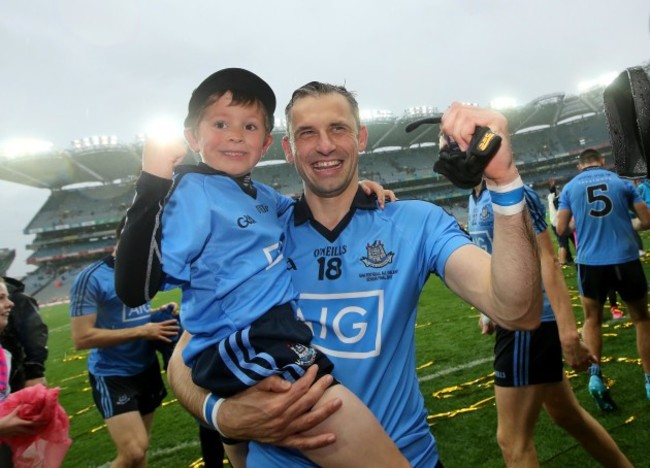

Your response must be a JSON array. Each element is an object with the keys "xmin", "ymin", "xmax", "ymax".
[{"xmin": 557, "ymin": 148, "xmax": 650, "ymax": 408}]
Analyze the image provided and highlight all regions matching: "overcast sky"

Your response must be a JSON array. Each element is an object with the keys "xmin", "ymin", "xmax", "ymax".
[{"xmin": 1, "ymin": 0, "xmax": 649, "ymax": 278}]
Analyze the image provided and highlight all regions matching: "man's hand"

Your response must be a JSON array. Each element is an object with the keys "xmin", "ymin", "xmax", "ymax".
[
  {"xmin": 142, "ymin": 138, "xmax": 188, "ymax": 179},
  {"xmin": 441, "ymin": 103, "xmax": 516, "ymax": 186},
  {"xmin": 218, "ymin": 365, "xmax": 341, "ymax": 451},
  {"xmin": 478, "ymin": 314, "xmax": 495, "ymax": 335},
  {"xmin": 560, "ymin": 333, "xmax": 597, "ymax": 372},
  {"xmin": 142, "ymin": 319, "xmax": 180, "ymax": 343}
]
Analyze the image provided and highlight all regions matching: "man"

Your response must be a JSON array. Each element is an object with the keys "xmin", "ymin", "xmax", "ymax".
[
  {"xmin": 0, "ymin": 276, "xmax": 48, "ymax": 391},
  {"xmin": 69, "ymin": 218, "xmax": 180, "ymax": 467},
  {"xmin": 557, "ymin": 148, "xmax": 650, "ymax": 408},
  {"xmin": 115, "ymin": 82, "xmax": 542, "ymax": 466},
  {"xmin": 468, "ymin": 180, "xmax": 631, "ymax": 466}
]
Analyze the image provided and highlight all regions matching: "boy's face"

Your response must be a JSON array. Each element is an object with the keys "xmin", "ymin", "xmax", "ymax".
[
  {"xmin": 185, "ymin": 91, "xmax": 273, "ymax": 177},
  {"xmin": 282, "ymin": 93, "xmax": 367, "ymax": 198}
]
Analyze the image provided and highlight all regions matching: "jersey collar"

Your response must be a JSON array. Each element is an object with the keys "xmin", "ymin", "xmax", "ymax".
[
  {"xmin": 293, "ymin": 186, "xmax": 378, "ymax": 226},
  {"xmin": 175, "ymin": 162, "xmax": 257, "ymax": 197}
]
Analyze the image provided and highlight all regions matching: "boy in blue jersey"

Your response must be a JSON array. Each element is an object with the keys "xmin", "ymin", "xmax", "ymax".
[
  {"xmin": 557, "ymin": 148, "xmax": 650, "ymax": 406},
  {"xmin": 69, "ymin": 218, "xmax": 180, "ymax": 467},
  {"xmin": 116, "ymin": 82, "xmax": 543, "ymax": 466},
  {"xmin": 468, "ymin": 180, "xmax": 631, "ymax": 466},
  {"xmin": 137, "ymin": 68, "xmax": 407, "ymax": 467}
]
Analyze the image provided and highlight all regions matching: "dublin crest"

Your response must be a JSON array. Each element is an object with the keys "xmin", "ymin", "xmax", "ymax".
[{"xmin": 361, "ymin": 240, "xmax": 395, "ymax": 268}]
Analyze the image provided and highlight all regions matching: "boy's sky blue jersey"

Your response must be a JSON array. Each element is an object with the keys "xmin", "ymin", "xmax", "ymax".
[
  {"xmin": 69, "ymin": 257, "xmax": 156, "ymax": 376},
  {"xmin": 160, "ymin": 167, "xmax": 297, "ymax": 364},
  {"xmin": 468, "ymin": 186, "xmax": 555, "ymax": 322},
  {"xmin": 559, "ymin": 167, "xmax": 641, "ymax": 265},
  {"xmin": 248, "ymin": 189, "xmax": 473, "ymax": 467}
]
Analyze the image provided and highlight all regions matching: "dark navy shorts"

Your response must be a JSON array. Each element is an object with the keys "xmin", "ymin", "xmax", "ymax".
[
  {"xmin": 192, "ymin": 303, "xmax": 335, "ymax": 398},
  {"xmin": 493, "ymin": 321, "xmax": 563, "ymax": 387},
  {"xmin": 89, "ymin": 360, "xmax": 167, "ymax": 419},
  {"xmin": 577, "ymin": 259, "xmax": 648, "ymax": 303}
]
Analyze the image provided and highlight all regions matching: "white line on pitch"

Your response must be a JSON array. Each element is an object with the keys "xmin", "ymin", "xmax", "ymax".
[{"xmin": 418, "ymin": 357, "xmax": 492, "ymax": 383}]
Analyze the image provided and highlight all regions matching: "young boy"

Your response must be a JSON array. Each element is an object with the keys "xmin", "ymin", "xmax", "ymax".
[{"xmin": 147, "ymin": 68, "xmax": 406, "ymax": 467}]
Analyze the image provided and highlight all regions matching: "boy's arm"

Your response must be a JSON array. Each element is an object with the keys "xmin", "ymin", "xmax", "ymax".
[{"xmin": 114, "ymin": 172, "xmax": 172, "ymax": 307}]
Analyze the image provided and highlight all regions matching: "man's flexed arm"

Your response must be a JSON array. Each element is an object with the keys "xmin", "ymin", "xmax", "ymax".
[{"xmin": 442, "ymin": 104, "xmax": 542, "ymax": 330}]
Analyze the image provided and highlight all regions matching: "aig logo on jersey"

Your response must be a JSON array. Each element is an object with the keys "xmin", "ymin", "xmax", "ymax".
[
  {"xmin": 360, "ymin": 240, "xmax": 394, "ymax": 268},
  {"xmin": 296, "ymin": 290, "xmax": 384, "ymax": 359}
]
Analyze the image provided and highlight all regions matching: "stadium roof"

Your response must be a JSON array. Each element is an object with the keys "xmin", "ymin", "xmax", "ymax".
[{"xmin": 0, "ymin": 70, "xmax": 644, "ymax": 190}]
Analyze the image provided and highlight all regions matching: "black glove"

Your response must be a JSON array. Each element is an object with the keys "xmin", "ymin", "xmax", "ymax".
[{"xmin": 434, "ymin": 127, "xmax": 502, "ymax": 189}]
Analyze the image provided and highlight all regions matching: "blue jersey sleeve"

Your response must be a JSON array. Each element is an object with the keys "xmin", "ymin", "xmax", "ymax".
[
  {"xmin": 523, "ymin": 186, "xmax": 548, "ymax": 235},
  {"xmin": 69, "ymin": 265, "xmax": 102, "ymax": 317}
]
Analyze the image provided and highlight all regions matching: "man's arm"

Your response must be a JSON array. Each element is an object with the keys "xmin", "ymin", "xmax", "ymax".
[
  {"xmin": 70, "ymin": 314, "xmax": 179, "ymax": 350},
  {"xmin": 441, "ymin": 104, "xmax": 542, "ymax": 330},
  {"xmin": 556, "ymin": 208, "xmax": 573, "ymax": 236},
  {"xmin": 537, "ymin": 229, "xmax": 595, "ymax": 371},
  {"xmin": 167, "ymin": 332, "xmax": 341, "ymax": 450},
  {"xmin": 631, "ymin": 200, "xmax": 650, "ymax": 230}
]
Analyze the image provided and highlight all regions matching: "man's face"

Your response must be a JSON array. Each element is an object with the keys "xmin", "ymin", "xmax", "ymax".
[{"xmin": 283, "ymin": 93, "xmax": 367, "ymax": 198}]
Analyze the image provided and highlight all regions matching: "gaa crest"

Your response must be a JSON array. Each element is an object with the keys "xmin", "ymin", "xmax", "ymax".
[
  {"xmin": 361, "ymin": 240, "xmax": 395, "ymax": 268},
  {"xmin": 289, "ymin": 343, "xmax": 316, "ymax": 367}
]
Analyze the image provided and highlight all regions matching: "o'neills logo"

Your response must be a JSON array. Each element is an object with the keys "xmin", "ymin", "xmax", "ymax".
[
  {"xmin": 478, "ymin": 132, "xmax": 495, "ymax": 152},
  {"xmin": 361, "ymin": 240, "xmax": 394, "ymax": 268}
]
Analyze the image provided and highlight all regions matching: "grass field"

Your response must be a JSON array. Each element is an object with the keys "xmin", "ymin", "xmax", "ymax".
[{"xmin": 44, "ymin": 239, "xmax": 650, "ymax": 467}]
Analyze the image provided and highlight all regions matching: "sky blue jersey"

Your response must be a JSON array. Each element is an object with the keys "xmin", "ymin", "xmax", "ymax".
[
  {"xmin": 69, "ymin": 256, "xmax": 157, "ymax": 376},
  {"xmin": 559, "ymin": 166, "xmax": 641, "ymax": 265},
  {"xmin": 248, "ymin": 189, "xmax": 473, "ymax": 467},
  {"xmin": 468, "ymin": 185, "xmax": 555, "ymax": 322},
  {"xmin": 160, "ymin": 166, "xmax": 297, "ymax": 365}
]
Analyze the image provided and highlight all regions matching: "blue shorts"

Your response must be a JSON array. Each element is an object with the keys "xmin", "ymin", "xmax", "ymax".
[
  {"xmin": 192, "ymin": 303, "xmax": 335, "ymax": 397},
  {"xmin": 89, "ymin": 360, "xmax": 166, "ymax": 419},
  {"xmin": 493, "ymin": 321, "xmax": 563, "ymax": 387}
]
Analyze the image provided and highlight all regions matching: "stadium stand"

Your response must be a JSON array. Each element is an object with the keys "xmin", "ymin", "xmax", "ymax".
[{"xmin": 1, "ymin": 61, "xmax": 647, "ymax": 303}]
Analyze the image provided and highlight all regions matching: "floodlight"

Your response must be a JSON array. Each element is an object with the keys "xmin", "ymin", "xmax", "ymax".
[
  {"xmin": 1, "ymin": 138, "xmax": 54, "ymax": 158},
  {"xmin": 490, "ymin": 97, "xmax": 518, "ymax": 110},
  {"xmin": 144, "ymin": 116, "xmax": 183, "ymax": 144}
]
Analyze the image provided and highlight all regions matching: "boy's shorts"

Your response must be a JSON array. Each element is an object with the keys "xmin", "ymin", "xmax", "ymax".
[
  {"xmin": 493, "ymin": 321, "xmax": 563, "ymax": 387},
  {"xmin": 89, "ymin": 360, "xmax": 167, "ymax": 419},
  {"xmin": 192, "ymin": 302, "xmax": 336, "ymax": 397},
  {"xmin": 577, "ymin": 259, "xmax": 648, "ymax": 303}
]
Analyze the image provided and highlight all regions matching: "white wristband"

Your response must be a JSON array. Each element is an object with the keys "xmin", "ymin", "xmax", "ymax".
[
  {"xmin": 487, "ymin": 175, "xmax": 525, "ymax": 216},
  {"xmin": 202, "ymin": 393, "xmax": 225, "ymax": 435}
]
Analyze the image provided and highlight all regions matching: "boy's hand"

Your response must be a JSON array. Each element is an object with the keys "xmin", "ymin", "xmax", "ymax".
[{"xmin": 143, "ymin": 138, "xmax": 188, "ymax": 180}]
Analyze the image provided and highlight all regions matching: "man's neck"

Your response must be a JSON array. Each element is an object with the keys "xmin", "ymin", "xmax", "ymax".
[{"xmin": 303, "ymin": 185, "xmax": 359, "ymax": 230}]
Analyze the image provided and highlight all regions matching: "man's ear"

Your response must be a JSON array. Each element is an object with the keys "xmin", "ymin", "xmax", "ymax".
[
  {"xmin": 358, "ymin": 126, "xmax": 369, "ymax": 152},
  {"xmin": 184, "ymin": 128, "xmax": 200, "ymax": 153},
  {"xmin": 282, "ymin": 136, "xmax": 295, "ymax": 164}
]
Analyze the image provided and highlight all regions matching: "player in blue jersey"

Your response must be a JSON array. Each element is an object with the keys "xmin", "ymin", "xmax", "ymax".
[
  {"xmin": 557, "ymin": 148, "xmax": 650, "ymax": 407},
  {"xmin": 69, "ymin": 218, "xmax": 180, "ymax": 467},
  {"xmin": 128, "ymin": 68, "xmax": 408, "ymax": 467},
  {"xmin": 116, "ymin": 81, "xmax": 543, "ymax": 466},
  {"xmin": 468, "ymin": 180, "xmax": 631, "ymax": 466}
]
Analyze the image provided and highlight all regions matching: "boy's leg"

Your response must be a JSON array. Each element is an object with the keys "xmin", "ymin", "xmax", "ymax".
[
  {"xmin": 300, "ymin": 384, "xmax": 408, "ymax": 467},
  {"xmin": 494, "ymin": 385, "xmax": 543, "ymax": 467},
  {"xmin": 543, "ymin": 378, "xmax": 632, "ymax": 466},
  {"xmin": 105, "ymin": 411, "xmax": 151, "ymax": 467}
]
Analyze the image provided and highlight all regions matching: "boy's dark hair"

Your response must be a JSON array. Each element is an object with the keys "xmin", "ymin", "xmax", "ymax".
[{"xmin": 184, "ymin": 68, "xmax": 276, "ymax": 132}]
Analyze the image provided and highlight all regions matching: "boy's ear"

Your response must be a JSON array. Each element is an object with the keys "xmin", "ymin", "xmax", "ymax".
[
  {"xmin": 262, "ymin": 134, "xmax": 273, "ymax": 155},
  {"xmin": 282, "ymin": 136, "xmax": 295, "ymax": 163},
  {"xmin": 184, "ymin": 128, "xmax": 200, "ymax": 152}
]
